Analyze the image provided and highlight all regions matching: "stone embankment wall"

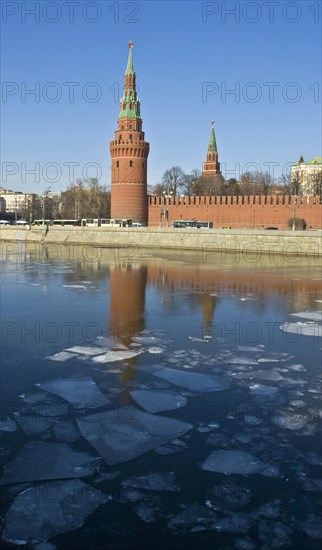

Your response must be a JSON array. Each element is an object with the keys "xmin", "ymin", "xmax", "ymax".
[
  {"xmin": 148, "ymin": 195, "xmax": 322, "ymax": 229},
  {"xmin": 0, "ymin": 226, "xmax": 321, "ymax": 258}
]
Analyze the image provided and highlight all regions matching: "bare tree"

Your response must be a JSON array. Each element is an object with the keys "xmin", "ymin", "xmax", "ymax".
[
  {"xmin": 161, "ymin": 166, "xmax": 185, "ymax": 196},
  {"xmin": 182, "ymin": 169, "xmax": 202, "ymax": 195},
  {"xmin": 60, "ymin": 178, "xmax": 110, "ymax": 219},
  {"xmin": 279, "ymin": 171, "xmax": 302, "ymax": 196},
  {"xmin": 150, "ymin": 182, "xmax": 167, "ymax": 196},
  {"xmin": 309, "ymin": 171, "xmax": 322, "ymax": 196}
]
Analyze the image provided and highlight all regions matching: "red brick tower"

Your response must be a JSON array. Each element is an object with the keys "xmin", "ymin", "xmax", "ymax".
[
  {"xmin": 202, "ymin": 121, "xmax": 221, "ymax": 177},
  {"xmin": 110, "ymin": 42, "xmax": 150, "ymax": 224}
]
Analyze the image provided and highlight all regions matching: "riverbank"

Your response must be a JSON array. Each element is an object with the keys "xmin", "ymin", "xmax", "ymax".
[{"xmin": 0, "ymin": 226, "xmax": 321, "ymax": 258}]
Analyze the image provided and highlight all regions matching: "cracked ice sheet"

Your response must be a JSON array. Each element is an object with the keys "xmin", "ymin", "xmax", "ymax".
[
  {"xmin": 153, "ymin": 367, "xmax": 230, "ymax": 393},
  {"xmin": 47, "ymin": 351, "xmax": 78, "ymax": 362},
  {"xmin": 129, "ymin": 389, "xmax": 187, "ymax": 413},
  {"xmin": 2, "ymin": 479, "xmax": 109, "ymax": 545},
  {"xmin": 64, "ymin": 346, "xmax": 109, "ymax": 356},
  {"xmin": 237, "ymin": 369, "xmax": 284, "ymax": 382},
  {"xmin": 121, "ymin": 472, "xmax": 180, "ymax": 491},
  {"xmin": 290, "ymin": 311, "xmax": 322, "ymax": 322},
  {"xmin": 16, "ymin": 415, "xmax": 56, "ymax": 436},
  {"xmin": 91, "ymin": 349, "xmax": 142, "ymax": 363},
  {"xmin": 36, "ymin": 377, "xmax": 109, "ymax": 409},
  {"xmin": 280, "ymin": 322, "xmax": 322, "ymax": 338},
  {"xmin": 0, "ymin": 441, "xmax": 100, "ymax": 485},
  {"xmin": 201, "ymin": 450, "xmax": 280, "ymax": 477},
  {"xmin": 76, "ymin": 408, "xmax": 192, "ymax": 465},
  {"xmin": 0, "ymin": 419, "xmax": 17, "ymax": 432}
]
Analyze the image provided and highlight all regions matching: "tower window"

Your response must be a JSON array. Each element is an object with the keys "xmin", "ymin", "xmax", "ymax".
[
  {"xmin": 122, "ymin": 125, "xmax": 124, "ymax": 130},
  {"xmin": 129, "ymin": 124, "xmax": 132, "ymax": 129},
  {"xmin": 130, "ymin": 161, "xmax": 133, "ymax": 167},
  {"xmin": 129, "ymin": 134, "xmax": 133, "ymax": 142},
  {"xmin": 116, "ymin": 161, "xmax": 119, "ymax": 168},
  {"xmin": 119, "ymin": 135, "xmax": 122, "ymax": 141}
]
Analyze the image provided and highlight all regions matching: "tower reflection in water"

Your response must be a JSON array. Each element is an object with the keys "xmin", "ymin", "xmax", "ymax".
[{"xmin": 109, "ymin": 263, "xmax": 147, "ymax": 383}]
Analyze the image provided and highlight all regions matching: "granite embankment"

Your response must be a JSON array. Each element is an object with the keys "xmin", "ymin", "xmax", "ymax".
[{"xmin": 0, "ymin": 226, "xmax": 321, "ymax": 258}]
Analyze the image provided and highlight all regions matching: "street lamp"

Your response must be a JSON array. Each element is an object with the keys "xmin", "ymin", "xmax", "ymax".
[
  {"xmin": 163, "ymin": 190, "xmax": 173, "ymax": 227},
  {"xmin": 42, "ymin": 186, "xmax": 52, "ymax": 225},
  {"xmin": 292, "ymin": 192, "xmax": 297, "ymax": 231}
]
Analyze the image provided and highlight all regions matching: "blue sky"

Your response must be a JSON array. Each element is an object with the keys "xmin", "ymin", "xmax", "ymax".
[{"xmin": 1, "ymin": 0, "xmax": 321, "ymax": 194}]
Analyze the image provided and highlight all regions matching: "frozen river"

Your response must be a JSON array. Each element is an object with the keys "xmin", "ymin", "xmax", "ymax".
[{"xmin": 1, "ymin": 245, "xmax": 321, "ymax": 548}]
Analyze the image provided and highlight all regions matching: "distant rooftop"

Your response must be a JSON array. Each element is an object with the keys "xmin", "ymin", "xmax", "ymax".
[{"xmin": 295, "ymin": 157, "xmax": 322, "ymax": 166}]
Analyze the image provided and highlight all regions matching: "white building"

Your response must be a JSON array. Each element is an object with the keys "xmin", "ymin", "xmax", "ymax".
[
  {"xmin": 0, "ymin": 191, "xmax": 35, "ymax": 214},
  {"xmin": 291, "ymin": 157, "xmax": 322, "ymax": 195}
]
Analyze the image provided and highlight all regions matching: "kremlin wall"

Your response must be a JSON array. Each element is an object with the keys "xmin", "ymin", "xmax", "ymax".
[{"xmin": 148, "ymin": 194, "xmax": 322, "ymax": 229}]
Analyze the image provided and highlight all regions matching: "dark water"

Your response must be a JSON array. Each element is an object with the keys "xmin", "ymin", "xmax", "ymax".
[{"xmin": 1, "ymin": 244, "xmax": 321, "ymax": 549}]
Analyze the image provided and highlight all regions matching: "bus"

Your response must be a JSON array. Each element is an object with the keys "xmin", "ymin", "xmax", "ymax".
[
  {"xmin": 172, "ymin": 220, "xmax": 213, "ymax": 229},
  {"xmin": 81, "ymin": 218, "xmax": 133, "ymax": 227},
  {"xmin": 33, "ymin": 220, "xmax": 52, "ymax": 226},
  {"xmin": 52, "ymin": 220, "xmax": 79, "ymax": 226}
]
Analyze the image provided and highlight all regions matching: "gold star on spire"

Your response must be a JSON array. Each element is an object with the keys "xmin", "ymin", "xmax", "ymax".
[
  {"xmin": 128, "ymin": 41, "xmax": 134, "ymax": 49},
  {"xmin": 211, "ymin": 120, "xmax": 215, "ymax": 127}
]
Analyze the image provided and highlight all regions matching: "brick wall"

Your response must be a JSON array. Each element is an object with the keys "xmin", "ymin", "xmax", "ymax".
[{"xmin": 148, "ymin": 195, "xmax": 322, "ymax": 229}]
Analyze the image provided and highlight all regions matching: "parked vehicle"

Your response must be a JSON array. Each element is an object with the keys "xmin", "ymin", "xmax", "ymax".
[
  {"xmin": 172, "ymin": 220, "xmax": 212, "ymax": 229},
  {"xmin": 0, "ymin": 220, "xmax": 10, "ymax": 225},
  {"xmin": 16, "ymin": 220, "xmax": 29, "ymax": 226},
  {"xmin": 52, "ymin": 220, "xmax": 80, "ymax": 226},
  {"xmin": 220, "ymin": 226, "xmax": 232, "ymax": 229}
]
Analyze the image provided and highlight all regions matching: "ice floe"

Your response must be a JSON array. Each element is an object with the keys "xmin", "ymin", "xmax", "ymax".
[
  {"xmin": 132, "ymin": 497, "xmax": 162, "ymax": 522},
  {"xmin": 0, "ymin": 441, "xmax": 100, "ymax": 484},
  {"xmin": 168, "ymin": 503, "xmax": 216, "ymax": 530},
  {"xmin": 153, "ymin": 367, "xmax": 230, "ymax": 393},
  {"xmin": 201, "ymin": 449, "xmax": 280, "ymax": 477},
  {"xmin": 207, "ymin": 483, "xmax": 251, "ymax": 510},
  {"xmin": 16, "ymin": 414, "xmax": 56, "ymax": 436},
  {"xmin": 0, "ymin": 419, "xmax": 17, "ymax": 432},
  {"xmin": 271, "ymin": 410, "xmax": 309, "ymax": 431},
  {"xmin": 147, "ymin": 346, "xmax": 163, "ymax": 354},
  {"xmin": 212, "ymin": 512, "xmax": 253, "ymax": 533},
  {"xmin": 64, "ymin": 346, "xmax": 108, "ymax": 356},
  {"xmin": 76, "ymin": 408, "xmax": 192, "ymax": 465},
  {"xmin": 290, "ymin": 311, "xmax": 322, "ymax": 322},
  {"xmin": 121, "ymin": 472, "xmax": 180, "ymax": 491},
  {"xmin": 132, "ymin": 336, "xmax": 162, "ymax": 345},
  {"xmin": 36, "ymin": 377, "xmax": 109, "ymax": 409},
  {"xmin": 47, "ymin": 351, "xmax": 78, "ymax": 362},
  {"xmin": 129, "ymin": 389, "xmax": 187, "ymax": 413},
  {"xmin": 280, "ymin": 321, "xmax": 322, "ymax": 338},
  {"xmin": 53, "ymin": 421, "xmax": 81, "ymax": 442},
  {"xmin": 2, "ymin": 479, "xmax": 109, "ymax": 545},
  {"xmin": 61, "ymin": 285, "xmax": 87, "ymax": 290},
  {"xmin": 228, "ymin": 357, "xmax": 259, "ymax": 365},
  {"xmin": 91, "ymin": 349, "xmax": 142, "ymax": 363}
]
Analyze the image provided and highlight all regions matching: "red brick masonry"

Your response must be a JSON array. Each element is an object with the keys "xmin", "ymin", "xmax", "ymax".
[{"xmin": 148, "ymin": 195, "xmax": 322, "ymax": 229}]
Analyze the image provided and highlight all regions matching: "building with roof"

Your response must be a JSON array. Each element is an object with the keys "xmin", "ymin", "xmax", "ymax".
[{"xmin": 291, "ymin": 156, "xmax": 322, "ymax": 195}]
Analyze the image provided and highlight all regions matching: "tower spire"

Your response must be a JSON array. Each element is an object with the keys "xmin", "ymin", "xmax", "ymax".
[
  {"xmin": 202, "ymin": 120, "xmax": 221, "ymax": 177},
  {"xmin": 126, "ymin": 41, "xmax": 134, "ymax": 74},
  {"xmin": 119, "ymin": 41, "xmax": 141, "ymax": 120},
  {"xmin": 208, "ymin": 120, "xmax": 217, "ymax": 153}
]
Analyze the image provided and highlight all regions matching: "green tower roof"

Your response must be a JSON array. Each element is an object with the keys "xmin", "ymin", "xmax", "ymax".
[
  {"xmin": 126, "ymin": 41, "xmax": 134, "ymax": 74},
  {"xmin": 208, "ymin": 121, "xmax": 217, "ymax": 153},
  {"xmin": 118, "ymin": 41, "xmax": 141, "ymax": 121}
]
